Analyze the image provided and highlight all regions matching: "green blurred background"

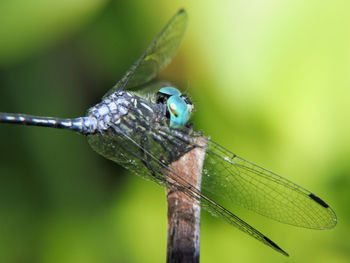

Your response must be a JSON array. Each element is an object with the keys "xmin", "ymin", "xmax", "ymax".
[{"xmin": 0, "ymin": 0, "xmax": 349, "ymax": 262}]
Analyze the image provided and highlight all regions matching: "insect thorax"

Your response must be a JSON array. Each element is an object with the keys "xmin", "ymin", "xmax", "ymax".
[
  {"xmin": 85, "ymin": 90, "xmax": 195, "ymax": 184},
  {"xmin": 82, "ymin": 90, "xmax": 166, "ymax": 135}
]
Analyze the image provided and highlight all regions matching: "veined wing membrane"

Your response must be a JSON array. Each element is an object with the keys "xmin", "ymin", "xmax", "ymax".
[
  {"xmin": 104, "ymin": 9, "xmax": 187, "ymax": 97},
  {"xmin": 202, "ymin": 140, "xmax": 337, "ymax": 229},
  {"xmin": 113, "ymin": 121, "xmax": 289, "ymax": 256}
]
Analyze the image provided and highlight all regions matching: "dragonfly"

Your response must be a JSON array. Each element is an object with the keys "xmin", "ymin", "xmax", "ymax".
[{"xmin": 0, "ymin": 9, "xmax": 337, "ymax": 256}]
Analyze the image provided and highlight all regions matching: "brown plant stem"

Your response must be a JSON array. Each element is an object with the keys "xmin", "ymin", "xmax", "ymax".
[{"xmin": 166, "ymin": 136, "xmax": 207, "ymax": 263}]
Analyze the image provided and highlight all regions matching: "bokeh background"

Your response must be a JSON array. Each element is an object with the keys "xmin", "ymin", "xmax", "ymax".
[{"xmin": 0, "ymin": 0, "xmax": 349, "ymax": 262}]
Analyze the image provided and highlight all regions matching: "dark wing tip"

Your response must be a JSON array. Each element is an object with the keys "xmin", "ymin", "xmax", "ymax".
[
  {"xmin": 176, "ymin": 9, "xmax": 188, "ymax": 21},
  {"xmin": 263, "ymin": 236, "xmax": 289, "ymax": 257},
  {"xmin": 309, "ymin": 193, "xmax": 338, "ymax": 229},
  {"xmin": 309, "ymin": 193, "xmax": 329, "ymax": 208}
]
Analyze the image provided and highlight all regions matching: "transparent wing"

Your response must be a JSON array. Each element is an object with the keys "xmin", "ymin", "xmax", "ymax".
[
  {"xmin": 103, "ymin": 9, "xmax": 187, "ymax": 97},
  {"xmin": 111, "ymin": 123, "xmax": 289, "ymax": 256},
  {"xmin": 88, "ymin": 91, "xmax": 334, "ymax": 256},
  {"xmin": 202, "ymin": 140, "xmax": 337, "ymax": 229},
  {"xmin": 87, "ymin": 102, "xmax": 288, "ymax": 256}
]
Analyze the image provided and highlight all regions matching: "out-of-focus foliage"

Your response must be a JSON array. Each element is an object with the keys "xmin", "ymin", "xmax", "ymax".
[
  {"xmin": 0, "ymin": 0, "xmax": 349, "ymax": 263},
  {"xmin": 0, "ymin": 0, "xmax": 108, "ymax": 67}
]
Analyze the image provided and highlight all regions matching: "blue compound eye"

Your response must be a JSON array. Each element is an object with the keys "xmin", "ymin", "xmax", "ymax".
[
  {"xmin": 167, "ymin": 95, "xmax": 191, "ymax": 128},
  {"xmin": 158, "ymin": 87, "xmax": 182, "ymax": 96}
]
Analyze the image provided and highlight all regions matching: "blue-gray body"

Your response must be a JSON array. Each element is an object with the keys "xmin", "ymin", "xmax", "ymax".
[{"xmin": 85, "ymin": 90, "xmax": 194, "ymax": 185}]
